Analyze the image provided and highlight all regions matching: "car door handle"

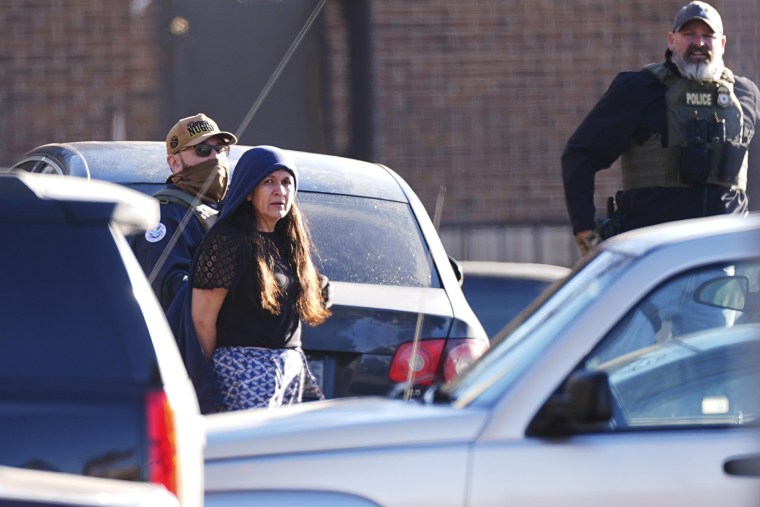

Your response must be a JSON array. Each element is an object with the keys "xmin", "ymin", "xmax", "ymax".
[{"xmin": 724, "ymin": 455, "xmax": 760, "ymax": 477}]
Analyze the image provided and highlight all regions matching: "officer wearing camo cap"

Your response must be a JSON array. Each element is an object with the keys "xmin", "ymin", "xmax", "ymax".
[
  {"xmin": 563, "ymin": 1, "xmax": 760, "ymax": 256},
  {"xmin": 131, "ymin": 113, "xmax": 238, "ymax": 310}
]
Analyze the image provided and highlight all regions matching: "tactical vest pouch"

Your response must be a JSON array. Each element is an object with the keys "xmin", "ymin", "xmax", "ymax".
[
  {"xmin": 680, "ymin": 141, "xmax": 712, "ymax": 185},
  {"xmin": 719, "ymin": 140, "xmax": 748, "ymax": 185},
  {"xmin": 679, "ymin": 114, "xmax": 713, "ymax": 185}
]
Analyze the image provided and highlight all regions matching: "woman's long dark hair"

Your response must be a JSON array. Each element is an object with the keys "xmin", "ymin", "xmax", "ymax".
[{"xmin": 233, "ymin": 199, "xmax": 330, "ymax": 326}]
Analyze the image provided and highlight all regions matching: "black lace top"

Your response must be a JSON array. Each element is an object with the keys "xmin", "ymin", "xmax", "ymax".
[{"xmin": 192, "ymin": 220, "xmax": 301, "ymax": 349}]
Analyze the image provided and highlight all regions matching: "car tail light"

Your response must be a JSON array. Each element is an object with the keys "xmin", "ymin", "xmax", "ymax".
[
  {"xmin": 145, "ymin": 390, "xmax": 178, "ymax": 496},
  {"xmin": 442, "ymin": 339, "xmax": 489, "ymax": 381},
  {"xmin": 389, "ymin": 338, "xmax": 488, "ymax": 386}
]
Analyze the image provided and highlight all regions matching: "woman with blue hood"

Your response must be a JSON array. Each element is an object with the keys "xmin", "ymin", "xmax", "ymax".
[{"xmin": 180, "ymin": 145, "xmax": 331, "ymax": 412}]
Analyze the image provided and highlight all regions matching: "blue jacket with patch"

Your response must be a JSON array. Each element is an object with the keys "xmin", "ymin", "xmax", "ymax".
[{"xmin": 130, "ymin": 185, "xmax": 209, "ymax": 311}]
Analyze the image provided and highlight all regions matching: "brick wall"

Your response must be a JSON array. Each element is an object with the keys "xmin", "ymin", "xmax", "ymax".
[
  {"xmin": 324, "ymin": 0, "xmax": 759, "ymax": 230},
  {"xmin": 0, "ymin": 0, "xmax": 161, "ymax": 164},
  {"xmin": 3, "ymin": 0, "xmax": 758, "ymax": 263}
]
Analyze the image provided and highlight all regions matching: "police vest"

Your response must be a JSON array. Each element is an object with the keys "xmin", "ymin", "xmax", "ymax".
[
  {"xmin": 620, "ymin": 63, "xmax": 747, "ymax": 191},
  {"xmin": 153, "ymin": 188, "xmax": 218, "ymax": 231}
]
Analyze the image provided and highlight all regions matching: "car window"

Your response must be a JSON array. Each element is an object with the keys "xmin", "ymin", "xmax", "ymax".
[
  {"xmin": 449, "ymin": 251, "xmax": 632, "ymax": 407},
  {"xmin": 298, "ymin": 192, "xmax": 439, "ymax": 288},
  {"xmin": 12, "ymin": 158, "xmax": 64, "ymax": 175},
  {"xmin": 0, "ymin": 221, "xmax": 153, "ymax": 381},
  {"xmin": 584, "ymin": 260, "xmax": 760, "ymax": 428}
]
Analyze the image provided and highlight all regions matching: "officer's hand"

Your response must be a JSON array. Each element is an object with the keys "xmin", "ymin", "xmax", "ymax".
[
  {"xmin": 575, "ymin": 230, "xmax": 602, "ymax": 256},
  {"xmin": 320, "ymin": 274, "xmax": 333, "ymax": 309}
]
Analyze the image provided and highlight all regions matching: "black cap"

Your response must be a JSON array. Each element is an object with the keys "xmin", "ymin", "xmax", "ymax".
[{"xmin": 672, "ymin": 1, "xmax": 723, "ymax": 34}]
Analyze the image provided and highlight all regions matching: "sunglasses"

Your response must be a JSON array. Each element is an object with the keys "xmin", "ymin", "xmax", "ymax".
[{"xmin": 181, "ymin": 143, "xmax": 230, "ymax": 157}]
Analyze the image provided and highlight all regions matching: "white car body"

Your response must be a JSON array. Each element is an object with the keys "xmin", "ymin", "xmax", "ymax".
[
  {"xmin": 204, "ymin": 214, "xmax": 760, "ymax": 506},
  {"xmin": 0, "ymin": 465, "xmax": 180, "ymax": 507}
]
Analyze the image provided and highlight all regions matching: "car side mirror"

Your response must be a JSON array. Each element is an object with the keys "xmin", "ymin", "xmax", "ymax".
[
  {"xmin": 449, "ymin": 255, "xmax": 464, "ymax": 287},
  {"xmin": 527, "ymin": 370, "xmax": 613, "ymax": 437},
  {"xmin": 695, "ymin": 275, "xmax": 749, "ymax": 312}
]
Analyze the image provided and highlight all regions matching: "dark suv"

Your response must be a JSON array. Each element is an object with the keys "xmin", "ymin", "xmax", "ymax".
[
  {"xmin": 11, "ymin": 142, "xmax": 489, "ymax": 399},
  {"xmin": 0, "ymin": 172, "xmax": 204, "ymax": 507}
]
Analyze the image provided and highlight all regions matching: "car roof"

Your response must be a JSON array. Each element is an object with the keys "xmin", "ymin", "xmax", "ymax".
[
  {"xmin": 601, "ymin": 213, "xmax": 760, "ymax": 258},
  {"xmin": 460, "ymin": 261, "xmax": 570, "ymax": 282},
  {"xmin": 11, "ymin": 141, "xmax": 409, "ymax": 202},
  {"xmin": 0, "ymin": 170, "xmax": 159, "ymax": 235}
]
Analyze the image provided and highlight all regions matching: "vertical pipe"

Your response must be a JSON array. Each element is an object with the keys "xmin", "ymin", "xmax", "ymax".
[{"xmin": 343, "ymin": 0, "xmax": 375, "ymax": 161}]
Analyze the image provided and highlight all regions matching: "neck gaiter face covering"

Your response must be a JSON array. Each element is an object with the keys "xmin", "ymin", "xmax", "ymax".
[{"xmin": 168, "ymin": 158, "xmax": 230, "ymax": 204}]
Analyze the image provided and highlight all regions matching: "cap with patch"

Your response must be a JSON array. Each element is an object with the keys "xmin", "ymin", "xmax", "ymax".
[
  {"xmin": 672, "ymin": 1, "xmax": 723, "ymax": 34},
  {"xmin": 166, "ymin": 113, "xmax": 238, "ymax": 155}
]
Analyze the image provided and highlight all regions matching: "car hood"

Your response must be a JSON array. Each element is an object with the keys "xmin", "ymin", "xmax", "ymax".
[{"xmin": 204, "ymin": 396, "xmax": 488, "ymax": 460}]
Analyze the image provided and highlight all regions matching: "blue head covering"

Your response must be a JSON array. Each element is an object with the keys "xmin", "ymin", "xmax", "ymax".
[{"xmin": 219, "ymin": 145, "xmax": 298, "ymax": 221}]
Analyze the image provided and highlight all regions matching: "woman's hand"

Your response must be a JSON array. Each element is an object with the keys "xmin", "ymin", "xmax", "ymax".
[{"xmin": 320, "ymin": 275, "xmax": 333, "ymax": 309}]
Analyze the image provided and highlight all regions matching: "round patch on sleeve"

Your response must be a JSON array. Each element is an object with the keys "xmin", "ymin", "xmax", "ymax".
[{"xmin": 145, "ymin": 223, "xmax": 167, "ymax": 243}]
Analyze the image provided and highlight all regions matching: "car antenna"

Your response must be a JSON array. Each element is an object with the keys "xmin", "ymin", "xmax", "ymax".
[
  {"xmin": 148, "ymin": 0, "xmax": 327, "ymax": 284},
  {"xmin": 404, "ymin": 184, "xmax": 447, "ymax": 401}
]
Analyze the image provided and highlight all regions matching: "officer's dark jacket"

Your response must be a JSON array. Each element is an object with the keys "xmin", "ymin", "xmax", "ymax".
[
  {"xmin": 562, "ymin": 57, "xmax": 760, "ymax": 235},
  {"xmin": 130, "ymin": 184, "xmax": 209, "ymax": 310}
]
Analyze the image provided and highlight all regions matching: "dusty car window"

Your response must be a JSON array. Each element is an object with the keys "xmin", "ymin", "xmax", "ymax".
[
  {"xmin": 586, "ymin": 260, "xmax": 760, "ymax": 428},
  {"xmin": 298, "ymin": 192, "xmax": 438, "ymax": 288}
]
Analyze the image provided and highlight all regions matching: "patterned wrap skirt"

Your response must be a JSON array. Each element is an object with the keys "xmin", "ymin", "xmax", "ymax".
[{"xmin": 212, "ymin": 346, "xmax": 322, "ymax": 412}]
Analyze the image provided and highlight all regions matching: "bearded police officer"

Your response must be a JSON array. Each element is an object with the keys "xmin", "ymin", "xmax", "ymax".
[
  {"xmin": 562, "ymin": 1, "xmax": 760, "ymax": 255},
  {"xmin": 131, "ymin": 113, "xmax": 238, "ymax": 310}
]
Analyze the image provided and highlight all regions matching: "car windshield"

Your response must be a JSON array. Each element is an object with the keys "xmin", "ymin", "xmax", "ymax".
[
  {"xmin": 445, "ymin": 250, "xmax": 632, "ymax": 407},
  {"xmin": 298, "ymin": 192, "xmax": 439, "ymax": 288}
]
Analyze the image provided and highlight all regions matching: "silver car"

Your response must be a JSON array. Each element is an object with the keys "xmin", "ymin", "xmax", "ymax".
[{"xmin": 203, "ymin": 214, "xmax": 760, "ymax": 506}]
